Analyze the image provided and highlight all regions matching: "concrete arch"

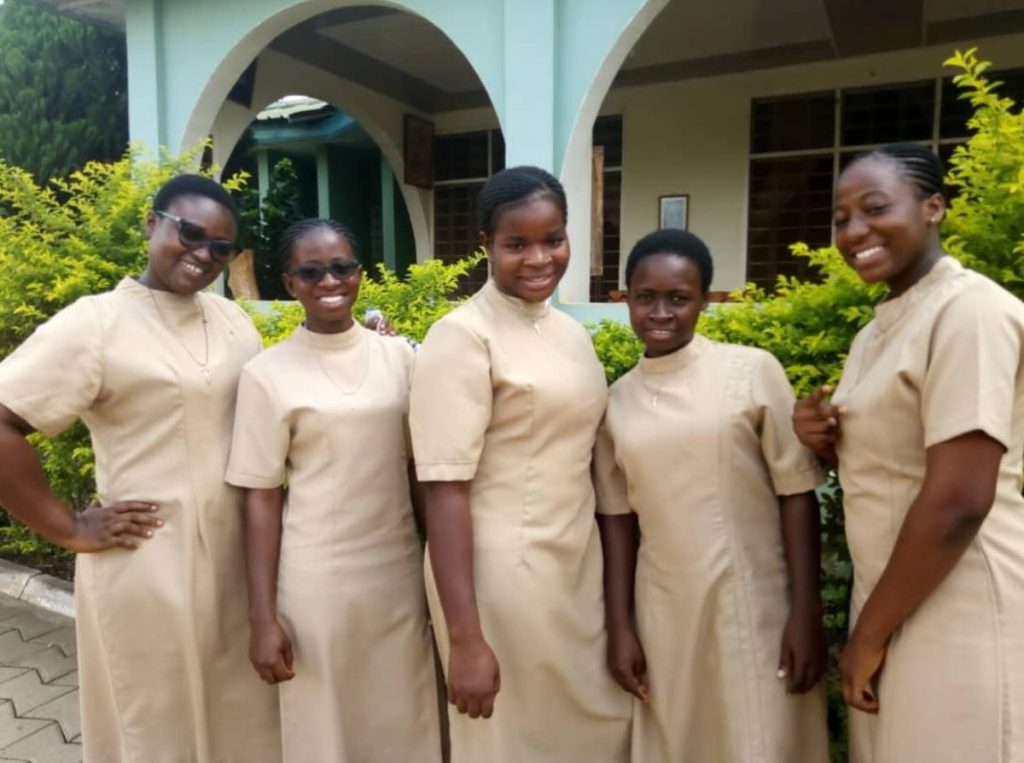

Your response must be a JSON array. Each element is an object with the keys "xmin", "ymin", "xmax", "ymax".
[
  {"xmin": 151, "ymin": 0, "xmax": 506, "ymax": 262},
  {"xmin": 175, "ymin": 0, "xmax": 502, "ymax": 154},
  {"xmin": 207, "ymin": 47, "xmax": 435, "ymax": 261},
  {"xmin": 556, "ymin": 0, "xmax": 670, "ymax": 303}
]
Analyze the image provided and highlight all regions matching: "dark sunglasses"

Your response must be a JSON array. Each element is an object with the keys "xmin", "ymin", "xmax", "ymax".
[
  {"xmin": 288, "ymin": 259, "xmax": 362, "ymax": 284},
  {"xmin": 155, "ymin": 210, "xmax": 240, "ymax": 263}
]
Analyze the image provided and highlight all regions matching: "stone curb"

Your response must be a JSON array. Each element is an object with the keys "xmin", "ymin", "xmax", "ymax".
[{"xmin": 0, "ymin": 559, "xmax": 74, "ymax": 620}]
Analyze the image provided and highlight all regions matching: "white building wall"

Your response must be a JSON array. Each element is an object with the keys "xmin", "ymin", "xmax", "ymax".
[{"xmin": 603, "ymin": 33, "xmax": 1024, "ymax": 291}]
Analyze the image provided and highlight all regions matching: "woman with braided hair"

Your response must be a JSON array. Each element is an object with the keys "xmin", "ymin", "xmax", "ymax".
[
  {"xmin": 794, "ymin": 143, "xmax": 1024, "ymax": 762},
  {"xmin": 410, "ymin": 166, "xmax": 631, "ymax": 762},
  {"xmin": 227, "ymin": 218, "xmax": 441, "ymax": 762}
]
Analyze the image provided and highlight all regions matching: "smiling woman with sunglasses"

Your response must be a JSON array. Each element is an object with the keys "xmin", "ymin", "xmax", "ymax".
[
  {"xmin": 226, "ymin": 218, "xmax": 442, "ymax": 762},
  {"xmin": 0, "ymin": 174, "xmax": 281, "ymax": 762}
]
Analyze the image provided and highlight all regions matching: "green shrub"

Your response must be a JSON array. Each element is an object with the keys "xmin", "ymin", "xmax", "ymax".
[
  {"xmin": 943, "ymin": 48, "xmax": 1024, "ymax": 300},
  {"xmin": 235, "ymin": 157, "xmax": 304, "ymax": 300}
]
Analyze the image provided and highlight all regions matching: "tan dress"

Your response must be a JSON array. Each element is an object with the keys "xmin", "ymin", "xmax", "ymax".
[
  {"xmin": 832, "ymin": 256, "xmax": 1024, "ymax": 763},
  {"xmin": 409, "ymin": 279, "xmax": 632, "ymax": 763},
  {"xmin": 225, "ymin": 324, "xmax": 441, "ymax": 763},
  {"xmin": 0, "ymin": 277, "xmax": 280, "ymax": 763},
  {"xmin": 593, "ymin": 334, "xmax": 828, "ymax": 763}
]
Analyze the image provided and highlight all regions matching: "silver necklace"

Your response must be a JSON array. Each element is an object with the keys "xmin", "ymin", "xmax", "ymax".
[
  {"xmin": 640, "ymin": 373, "xmax": 671, "ymax": 408},
  {"xmin": 316, "ymin": 335, "xmax": 370, "ymax": 400},
  {"xmin": 146, "ymin": 288, "xmax": 212, "ymax": 385}
]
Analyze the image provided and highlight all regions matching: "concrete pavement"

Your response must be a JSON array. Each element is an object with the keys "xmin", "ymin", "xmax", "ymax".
[{"xmin": 0, "ymin": 593, "xmax": 80, "ymax": 762}]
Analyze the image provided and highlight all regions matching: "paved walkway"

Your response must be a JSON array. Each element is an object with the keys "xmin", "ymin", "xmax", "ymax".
[{"xmin": 0, "ymin": 594, "xmax": 80, "ymax": 762}]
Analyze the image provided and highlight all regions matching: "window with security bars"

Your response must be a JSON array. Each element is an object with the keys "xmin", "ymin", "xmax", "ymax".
[
  {"xmin": 432, "ymin": 131, "xmax": 503, "ymax": 295},
  {"xmin": 590, "ymin": 115, "xmax": 624, "ymax": 302},
  {"xmin": 746, "ymin": 68, "xmax": 1024, "ymax": 291},
  {"xmin": 433, "ymin": 117, "xmax": 624, "ymax": 301}
]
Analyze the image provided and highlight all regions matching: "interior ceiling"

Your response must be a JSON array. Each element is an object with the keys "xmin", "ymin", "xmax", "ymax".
[{"xmin": 32, "ymin": 0, "xmax": 1024, "ymax": 112}]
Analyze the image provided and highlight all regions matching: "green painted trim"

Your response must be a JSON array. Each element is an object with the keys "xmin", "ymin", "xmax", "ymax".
[
  {"xmin": 315, "ymin": 146, "xmax": 330, "ymax": 218},
  {"xmin": 255, "ymin": 149, "xmax": 270, "ymax": 203},
  {"xmin": 380, "ymin": 156, "xmax": 397, "ymax": 271},
  {"xmin": 250, "ymin": 110, "xmax": 358, "ymax": 147},
  {"xmin": 553, "ymin": 298, "xmax": 629, "ymax": 325}
]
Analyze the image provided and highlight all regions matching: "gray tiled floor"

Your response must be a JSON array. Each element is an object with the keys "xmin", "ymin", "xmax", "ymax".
[{"xmin": 0, "ymin": 594, "xmax": 80, "ymax": 762}]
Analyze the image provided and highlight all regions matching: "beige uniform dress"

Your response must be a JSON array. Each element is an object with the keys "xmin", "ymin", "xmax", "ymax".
[
  {"xmin": 0, "ymin": 277, "xmax": 280, "ymax": 763},
  {"xmin": 225, "ymin": 324, "xmax": 441, "ymax": 763},
  {"xmin": 833, "ymin": 256, "xmax": 1024, "ymax": 763},
  {"xmin": 593, "ymin": 335, "xmax": 829, "ymax": 763},
  {"xmin": 409, "ymin": 279, "xmax": 632, "ymax": 763}
]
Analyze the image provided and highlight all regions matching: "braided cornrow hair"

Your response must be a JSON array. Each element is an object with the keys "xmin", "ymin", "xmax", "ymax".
[
  {"xmin": 848, "ymin": 143, "xmax": 946, "ymax": 200},
  {"xmin": 278, "ymin": 218, "xmax": 360, "ymax": 272},
  {"xmin": 477, "ymin": 166, "xmax": 568, "ymax": 237}
]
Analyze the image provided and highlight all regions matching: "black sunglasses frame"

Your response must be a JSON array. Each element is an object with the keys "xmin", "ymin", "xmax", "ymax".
[
  {"xmin": 154, "ymin": 210, "xmax": 240, "ymax": 264},
  {"xmin": 287, "ymin": 260, "xmax": 362, "ymax": 285}
]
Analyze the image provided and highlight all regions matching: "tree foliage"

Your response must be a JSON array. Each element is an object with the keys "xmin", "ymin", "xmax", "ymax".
[
  {"xmin": 235, "ymin": 158, "xmax": 305, "ymax": 300},
  {"xmin": 943, "ymin": 48, "xmax": 1024, "ymax": 299},
  {"xmin": 0, "ymin": 0, "xmax": 127, "ymax": 182}
]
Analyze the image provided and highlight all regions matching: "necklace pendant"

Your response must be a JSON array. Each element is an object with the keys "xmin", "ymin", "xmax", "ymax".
[
  {"xmin": 651, "ymin": 393, "xmax": 659, "ymax": 408},
  {"xmin": 200, "ymin": 366, "xmax": 212, "ymax": 385},
  {"xmin": 533, "ymin": 321, "xmax": 541, "ymax": 334}
]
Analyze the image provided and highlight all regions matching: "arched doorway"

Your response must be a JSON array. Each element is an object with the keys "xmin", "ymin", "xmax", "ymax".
[{"xmin": 185, "ymin": 3, "xmax": 504, "ymax": 291}]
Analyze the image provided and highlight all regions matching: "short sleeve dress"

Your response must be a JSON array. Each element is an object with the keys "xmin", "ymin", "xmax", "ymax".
[
  {"xmin": 593, "ymin": 335, "xmax": 829, "ymax": 763},
  {"xmin": 409, "ymin": 279, "xmax": 632, "ymax": 763},
  {"xmin": 0, "ymin": 277, "xmax": 280, "ymax": 763},
  {"xmin": 832, "ymin": 256, "xmax": 1024, "ymax": 763},
  {"xmin": 226, "ymin": 324, "xmax": 441, "ymax": 763}
]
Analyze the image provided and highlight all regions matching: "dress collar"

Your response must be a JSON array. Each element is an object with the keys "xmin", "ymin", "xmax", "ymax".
[
  {"xmin": 479, "ymin": 279, "xmax": 551, "ymax": 320},
  {"xmin": 293, "ymin": 322, "xmax": 366, "ymax": 351},
  {"xmin": 874, "ymin": 255, "xmax": 962, "ymax": 332},
  {"xmin": 638, "ymin": 334, "xmax": 710, "ymax": 375}
]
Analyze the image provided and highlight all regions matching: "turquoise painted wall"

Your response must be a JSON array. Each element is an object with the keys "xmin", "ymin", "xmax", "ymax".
[{"xmin": 127, "ymin": 0, "xmax": 654, "ymax": 175}]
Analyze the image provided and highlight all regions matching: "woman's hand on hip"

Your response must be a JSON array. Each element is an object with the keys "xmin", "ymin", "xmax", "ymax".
[
  {"xmin": 249, "ymin": 617, "xmax": 295, "ymax": 684},
  {"xmin": 64, "ymin": 500, "xmax": 162, "ymax": 553},
  {"xmin": 447, "ymin": 636, "xmax": 501, "ymax": 719}
]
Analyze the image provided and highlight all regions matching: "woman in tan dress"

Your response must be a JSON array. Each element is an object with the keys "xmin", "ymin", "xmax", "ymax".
[
  {"xmin": 0, "ymin": 175, "xmax": 280, "ymax": 762},
  {"xmin": 409, "ymin": 166, "xmax": 632, "ymax": 763},
  {"xmin": 594, "ymin": 229, "xmax": 829, "ymax": 762},
  {"xmin": 226, "ymin": 219, "xmax": 441, "ymax": 762},
  {"xmin": 794, "ymin": 143, "xmax": 1024, "ymax": 763}
]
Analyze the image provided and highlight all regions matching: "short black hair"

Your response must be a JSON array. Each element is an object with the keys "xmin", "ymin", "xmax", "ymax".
[
  {"xmin": 152, "ymin": 174, "xmax": 240, "ymax": 228},
  {"xmin": 625, "ymin": 229, "xmax": 714, "ymax": 292},
  {"xmin": 846, "ymin": 143, "xmax": 945, "ymax": 200},
  {"xmin": 477, "ymin": 166, "xmax": 567, "ymax": 236},
  {"xmin": 277, "ymin": 218, "xmax": 360, "ymax": 272}
]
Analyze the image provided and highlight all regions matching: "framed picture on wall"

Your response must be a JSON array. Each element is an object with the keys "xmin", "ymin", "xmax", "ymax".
[
  {"xmin": 404, "ymin": 114, "xmax": 435, "ymax": 189},
  {"xmin": 658, "ymin": 194, "xmax": 689, "ymax": 230}
]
